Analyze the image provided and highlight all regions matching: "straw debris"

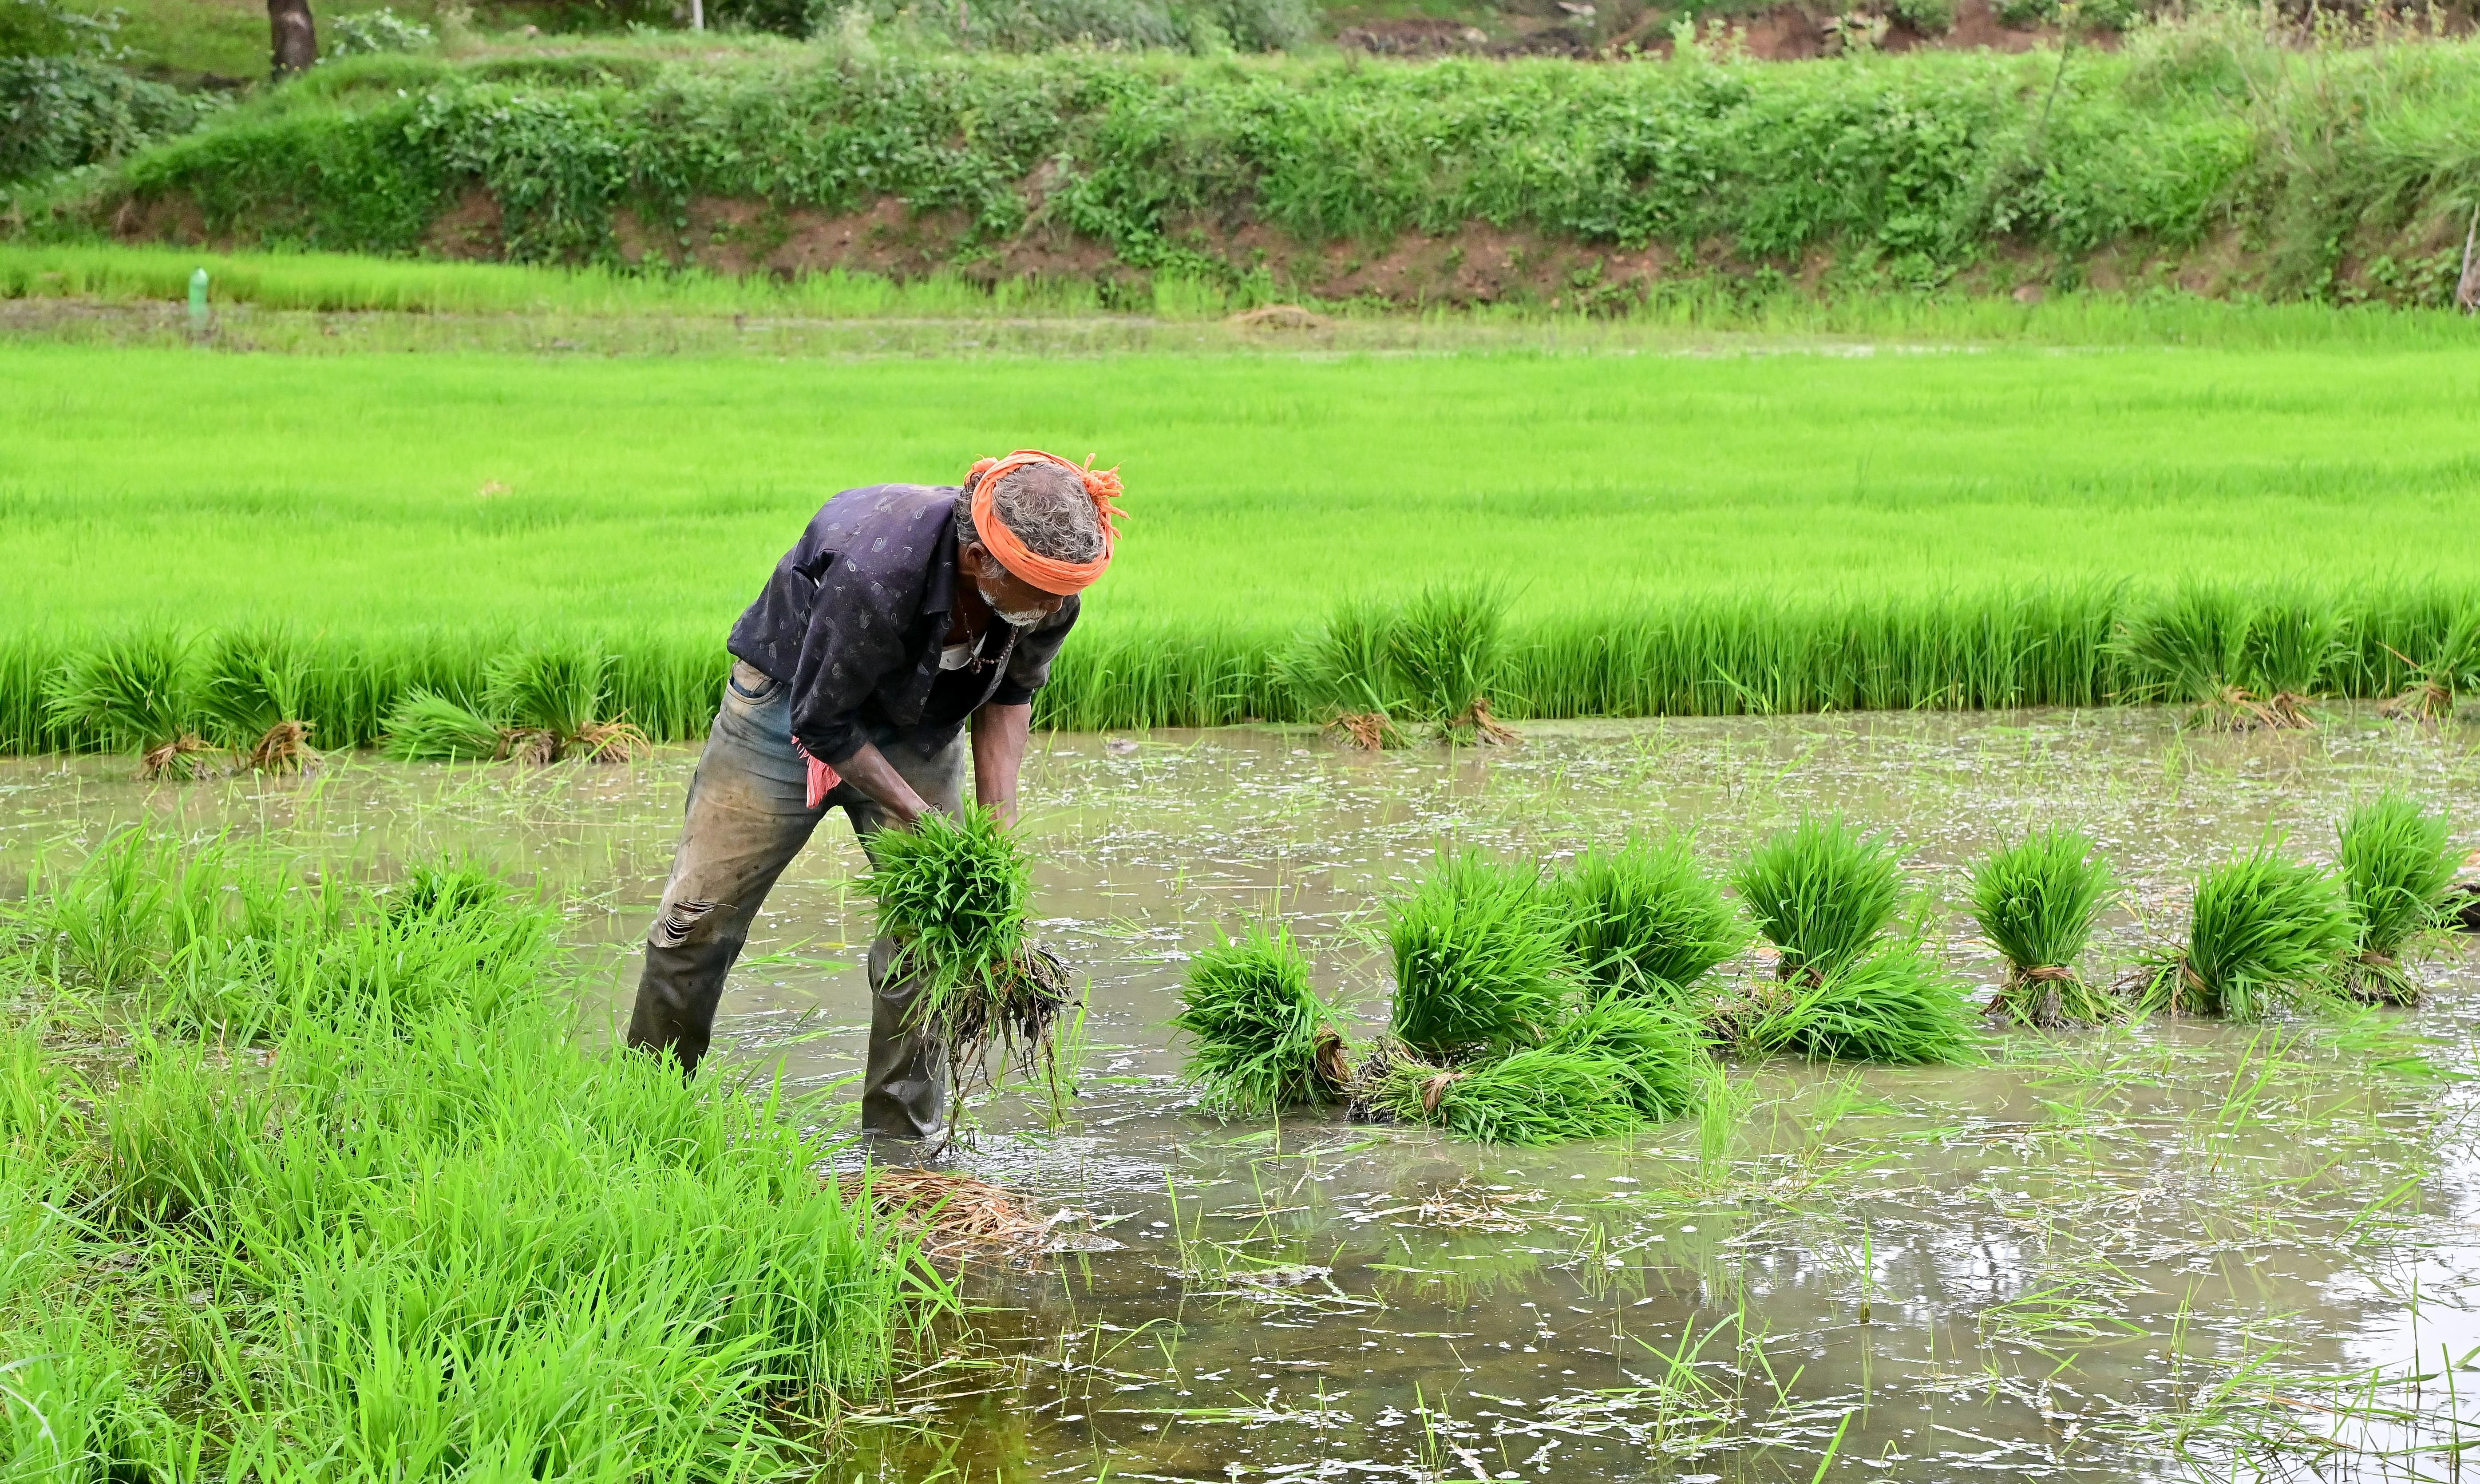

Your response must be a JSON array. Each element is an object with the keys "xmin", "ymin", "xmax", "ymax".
[{"xmin": 835, "ymin": 1167, "xmax": 1053, "ymax": 1264}]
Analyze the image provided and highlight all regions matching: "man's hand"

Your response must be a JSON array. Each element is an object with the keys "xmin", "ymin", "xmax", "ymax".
[
  {"xmin": 972, "ymin": 702, "xmax": 1033, "ymax": 827},
  {"xmin": 832, "ymin": 743, "xmax": 935, "ymax": 830}
]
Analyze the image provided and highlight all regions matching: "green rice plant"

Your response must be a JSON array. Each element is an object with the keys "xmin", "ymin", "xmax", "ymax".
[
  {"xmin": 1732, "ymin": 816, "xmax": 1905, "ymax": 981},
  {"xmin": 2336, "ymin": 794, "xmax": 2460, "ymax": 1005},
  {"xmin": 386, "ymin": 857, "xmax": 510, "ymax": 922},
  {"xmin": 1552, "ymin": 835, "xmax": 1748, "ymax": 1001},
  {"xmin": 1169, "ymin": 924, "xmax": 1349, "ymax": 1116},
  {"xmin": 2141, "ymin": 845, "xmax": 2354, "ymax": 1020},
  {"xmin": 197, "ymin": 626, "xmax": 318, "ymax": 773},
  {"xmin": 2238, "ymin": 603, "xmax": 2346, "ymax": 727},
  {"xmin": 1387, "ymin": 584, "xmax": 1518, "ymax": 744},
  {"xmin": 2381, "ymin": 609, "xmax": 2480, "ymax": 721},
  {"xmin": 1388, "ymin": 850, "xmax": 1583, "ymax": 1059},
  {"xmin": 380, "ymin": 688, "xmax": 506, "ymax": 762},
  {"xmin": 1543, "ymin": 995, "xmax": 1709, "ymax": 1121},
  {"xmin": 1277, "ymin": 599, "xmax": 1410, "ymax": 749},
  {"xmin": 1967, "ymin": 828, "xmax": 2121, "ymax": 1027},
  {"xmin": 1741, "ymin": 941, "xmax": 1980, "ymax": 1065},
  {"xmin": 863, "ymin": 805, "xmax": 1077, "ymax": 1135},
  {"xmin": 483, "ymin": 646, "xmax": 620, "ymax": 761},
  {"xmin": 2110, "ymin": 589, "xmax": 2257, "ymax": 723},
  {"xmin": 1376, "ymin": 1047, "xmax": 1642, "ymax": 1145},
  {"xmin": 40, "ymin": 631, "xmax": 215, "ymax": 779},
  {"xmin": 38, "ymin": 828, "xmax": 174, "ymax": 994}
]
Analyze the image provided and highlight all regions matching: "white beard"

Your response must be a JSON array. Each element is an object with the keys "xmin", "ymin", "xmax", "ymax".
[{"xmin": 980, "ymin": 578, "xmax": 1049, "ymax": 629}]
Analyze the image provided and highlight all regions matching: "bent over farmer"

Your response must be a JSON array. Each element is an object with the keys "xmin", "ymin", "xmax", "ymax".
[{"xmin": 628, "ymin": 450, "xmax": 1123, "ymax": 1140}]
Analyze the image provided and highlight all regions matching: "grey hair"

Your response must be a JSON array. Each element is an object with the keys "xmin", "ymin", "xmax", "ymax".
[{"xmin": 955, "ymin": 461, "xmax": 1106, "ymax": 570}]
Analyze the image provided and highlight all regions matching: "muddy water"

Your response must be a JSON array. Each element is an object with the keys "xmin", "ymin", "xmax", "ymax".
[{"xmin": 7, "ymin": 708, "xmax": 2480, "ymax": 1482}]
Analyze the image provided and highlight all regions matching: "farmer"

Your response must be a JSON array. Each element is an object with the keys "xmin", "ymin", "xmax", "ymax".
[{"xmin": 627, "ymin": 450, "xmax": 1122, "ymax": 1140}]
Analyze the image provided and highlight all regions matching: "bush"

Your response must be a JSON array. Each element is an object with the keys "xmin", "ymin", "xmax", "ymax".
[
  {"xmin": 324, "ymin": 7, "xmax": 437, "ymax": 55},
  {"xmin": 1, "ymin": 55, "xmax": 215, "ymax": 186}
]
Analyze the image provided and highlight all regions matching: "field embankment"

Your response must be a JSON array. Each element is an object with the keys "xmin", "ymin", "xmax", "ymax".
[
  {"xmin": 17, "ymin": 24, "xmax": 2480, "ymax": 308},
  {"xmin": 4, "ymin": 336, "xmax": 2479, "ymax": 749}
]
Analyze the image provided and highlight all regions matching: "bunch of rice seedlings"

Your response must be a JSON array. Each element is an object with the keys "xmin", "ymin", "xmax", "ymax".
[
  {"xmin": 485, "ymin": 647, "xmax": 645, "ymax": 762},
  {"xmin": 198, "ymin": 627, "xmax": 317, "ymax": 773},
  {"xmin": 2336, "ymin": 794, "xmax": 2460, "ymax": 1005},
  {"xmin": 1388, "ymin": 850, "xmax": 1582, "ymax": 1059},
  {"xmin": 864, "ymin": 805, "xmax": 1077, "ymax": 1134},
  {"xmin": 1373, "ymin": 1047, "xmax": 1641, "ymax": 1145},
  {"xmin": 1731, "ymin": 816, "xmax": 1904, "ymax": 981},
  {"xmin": 41, "ymin": 632, "xmax": 216, "ymax": 779},
  {"xmin": 380, "ymin": 689, "xmax": 506, "ymax": 761},
  {"xmin": 2111, "ymin": 594, "xmax": 2337, "ymax": 730},
  {"xmin": 1278, "ymin": 598, "xmax": 1409, "ymax": 749},
  {"xmin": 1543, "ymin": 995, "xmax": 1709, "ymax": 1120},
  {"xmin": 1967, "ymin": 827, "xmax": 2121, "ymax": 1027},
  {"xmin": 1551, "ymin": 835, "xmax": 1748, "ymax": 1001},
  {"xmin": 2141, "ymin": 846, "xmax": 2354, "ymax": 1019},
  {"xmin": 1740, "ymin": 941, "xmax": 1980, "ymax": 1064},
  {"xmin": 2380, "ymin": 610, "xmax": 2480, "ymax": 722},
  {"xmin": 2239, "ymin": 605, "xmax": 2346, "ymax": 729},
  {"xmin": 1170, "ymin": 924, "xmax": 1350, "ymax": 1115},
  {"xmin": 1387, "ymin": 583, "xmax": 1518, "ymax": 744}
]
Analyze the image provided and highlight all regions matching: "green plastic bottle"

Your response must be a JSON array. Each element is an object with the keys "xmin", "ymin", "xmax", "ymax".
[{"xmin": 188, "ymin": 267, "xmax": 209, "ymax": 334}]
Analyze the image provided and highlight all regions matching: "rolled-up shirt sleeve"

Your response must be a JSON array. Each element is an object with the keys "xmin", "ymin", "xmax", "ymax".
[
  {"xmin": 788, "ymin": 558, "xmax": 914, "ymax": 765},
  {"xmin": 990, "ymin": 596, "xmax": 1080, "ymax": 707}
]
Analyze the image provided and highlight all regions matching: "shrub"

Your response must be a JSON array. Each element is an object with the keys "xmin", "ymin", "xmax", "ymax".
[
  {"xmin": 324, "ymin": 7, "xmax": 437, "ymax": 55},
  {"xmin": 0, "ymin": 56, "xmax": 214, "ymax": 186}
]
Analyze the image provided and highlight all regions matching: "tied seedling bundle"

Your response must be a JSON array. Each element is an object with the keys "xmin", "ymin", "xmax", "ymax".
[
  {"xmin": 2112, "ymin": 594, "xmax": 2343, "ymax": 731},
  {"xmin": 42, "ymin": 631, "xmax": 217, "ymax": 779},
  {"xmin": 1722, "ymin": 817, "xmax": 1976, "ymax": 1064},
  {"xmin": 1968, "ymin": 828, "xmax": 2120, "ymax": 1028},
  {"xmin": 2336, "ymin": 793, "xmax": 2460, "ymax": 1005},
  {"xmin": 864, "ymin": 804, "xmax": 1076, "ymax": 1136},
  {"xmin": 1366, "ymin": 850, "xmax": 1715, "ymax": 1144},
  {"xmin": 1550, "ymin": 835, "xmax": 1748, "ymax": 1004},
  {"xmin": 383, "ymin": 649, "xmax": 646, "ymax": 764},
  {"xmin": 199, "ymin": 627, "xmax": 317, "ymax": 774},
  {"xmin": 1279, "ymin": 586, "xmax": 1517, "ymax": 750},
  {"xmin": 2379, "ymin": 610, "xmax": 2480, "ymax": 722},
  {"xmin": 1171, "ymin": 924, "xmax": 1350, "ymax": 1115},
  {"xmin": 2140, "ymin": 844, "xmax": 2353, "ymax": 1020}
]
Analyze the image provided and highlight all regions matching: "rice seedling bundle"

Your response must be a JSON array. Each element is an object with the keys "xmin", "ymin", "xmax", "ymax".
[
  {"xmin": 380, "ymin": 688, "xmax": 506, "ymax": 762},
  {"xmin": 1543, "ymin": 995, "xmax": 1710, "ymax": 1120},
  {"xmin": 1387, "ymin": 584, "xmax": 1518, "ymax": 744},
  {"xmin": 1967, "ymin": 828, "xmax": 2121, "ymax": 1027},
  {"xmin": 198, "ymin": 626, "xmax": 317, "ymax": 773},
  {"xmin": 40, "ymin": 631, "xmax": 216, "ymax": 779},
  {"xmin": 2380, "ymin": 610, "xmax": 2480, "ymax": 721},
  {"xmin": 1552, "ymin": 836, "xmax": 1748, "ymax": 1001},
  {"xmin": 2112, "ymin": 593, "xmax": 2338, "ymax": 730},
  {"xmin": 1738, "ymin": 942, "xmax": 1980, "ymax": 1065},
  {"xmin": 2143, "ymin": 846, "xmax": 2353, "ymax": 1019},
  {"xmin": 1277, "ymin": 599, "xmax": 1411, "ymax": 749},
  {"xmin": 1170, "ymin": 924, "xmax": 1350, "ymax": 1115},
  {"xmin": 863, "ymin": 805, "xmax": 1077, "ymax": 1132},
  {"xmin": 1731, "ymin": 816, "xmax": 1904, "ymax": 981},
  {"xmin": 1373, "ymin": 1048, "xmax": 1641, "ymax": 1146},
  {"xmin": 2336, "ymin": 794, "xmax": 2460, "ymax": 1005},
  {"xmin": 1387, "ymin": 850, "xmax": 1582, "ymax": 1059},
  {"xmin": 380, "ymin": 647, "xmax": 646, "ymax": 764}
]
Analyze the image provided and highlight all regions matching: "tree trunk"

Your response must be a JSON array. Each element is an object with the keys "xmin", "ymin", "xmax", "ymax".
[{"xmin": 268, "ymin": 0, "xmax": 316, "ymax": 78}]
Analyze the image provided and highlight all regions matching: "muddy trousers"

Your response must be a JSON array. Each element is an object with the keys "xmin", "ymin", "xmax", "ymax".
[{"xmin": 626, "ymin": 660, "xmax": 965, "ymax": 1139}]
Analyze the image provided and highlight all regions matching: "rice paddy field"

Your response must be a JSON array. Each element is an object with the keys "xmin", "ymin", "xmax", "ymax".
[
  {"xmin": 8, "ymin": 707, "xmax": 2480, "ymax": 1480},
  {"xmin": 10, "ymin": 247, "xmax": 2480, "ymax": 1482}
]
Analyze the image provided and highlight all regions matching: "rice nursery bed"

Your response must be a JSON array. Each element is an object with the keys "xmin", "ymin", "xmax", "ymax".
[
  {"xmin": 8, "ymin": 704, "xmax": 2480, "ymax": 1481},
  {"xmin": 8, "ymin": 336, "xmax": 2480, "ymax": 751}
]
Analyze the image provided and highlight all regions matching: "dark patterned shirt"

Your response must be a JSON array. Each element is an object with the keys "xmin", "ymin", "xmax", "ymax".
[{"xmin": 726, "ymin": 484, "xmax": 1079, "ymax": 765}]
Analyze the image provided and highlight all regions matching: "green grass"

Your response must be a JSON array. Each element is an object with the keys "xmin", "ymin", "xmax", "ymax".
[
  {"xmin": 1967, "ymin": 828, "xmax": 2120, "ymax": 1028},
  {"xmin": 6, "ymin": 323, "xmax": 2480, "ymax": 748},
  {"xmin": 0, "ymin": 835, "xmax": 948, "ymax": 1478},
  {"xmin": 2335, "ymin": 794, "xmax": 2460, "ymax": 1005},
  {"xmin": 1169, "ymin": 923, "xmax": 1348, "ymax": 1115}
]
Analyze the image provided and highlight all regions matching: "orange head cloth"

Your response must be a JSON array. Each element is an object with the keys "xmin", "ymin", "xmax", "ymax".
[{"xmin": 964, "ymin": 449, "xmax": 1125, "ymax": 597}]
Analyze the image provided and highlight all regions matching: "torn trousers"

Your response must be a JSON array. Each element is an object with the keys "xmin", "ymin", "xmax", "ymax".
[{"xmin": 627, "ymin": 659, "xmax": 964, "ymax": 1139}]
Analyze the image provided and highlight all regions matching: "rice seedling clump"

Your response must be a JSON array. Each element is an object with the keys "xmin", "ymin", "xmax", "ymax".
[
  {"xmin": 41, "ymin": 631, "xmax": 216, "ymax": 779},
  {"xmin": 1968, "ymin": 828, "xmax": 2120, "ymax": 1027},
  {"xmin": 1732, "ymin": 816, "xmax": 1903, "ymax": 981},
  {"xmin": 198, "ymin": 626, "xmax": 318, "ymax": 773},
  {"xmin": 2336, "ymin": 794, "xmax": 2460, "ymax": 1005},
  {"xmin": 1543, "ymin": 995, "xmax": 1710, "ymax": 1120},
  {"xmin": 1374, "ymin": 1048, "xmax": 1641, "ymax": 1146},
  {"xmin": 1387, "ymin": 584, "xmax": 1518, "ymax": 744},
  {"xmin": 380, "ymin": 647, "xmax": 645, "ymax": 764},
  {"xmin": 1551, "ymin": 835, "xmax": 1748, "ymax": 1002},
  {"xmin": 2144, "ymin": 845, "xmax": 2354, "ymax": 1019},
  {"xmin": 1171, "ymin": 924, "xmax": 1350, "ymax": 1115},
  {"xmin": 864, "ymin": 805, "xmax": 1077, "ymax": 1130},
  {"xmin": 1388, "ymin": 850, "xmax": 1582, "ymax": 1060},
  {"xmin": 1739, "ymin": 941, "xmax": 1980, "ymax": 1065},
  {"xmin": 1279, "ymin": 598, "xmax": 1412, "ymax": 749}
]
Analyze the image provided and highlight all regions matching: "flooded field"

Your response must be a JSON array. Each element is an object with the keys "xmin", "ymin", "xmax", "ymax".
[{"xmin": 7, "ymin": 708, "xmax": 2480, "ymax": 1483}]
